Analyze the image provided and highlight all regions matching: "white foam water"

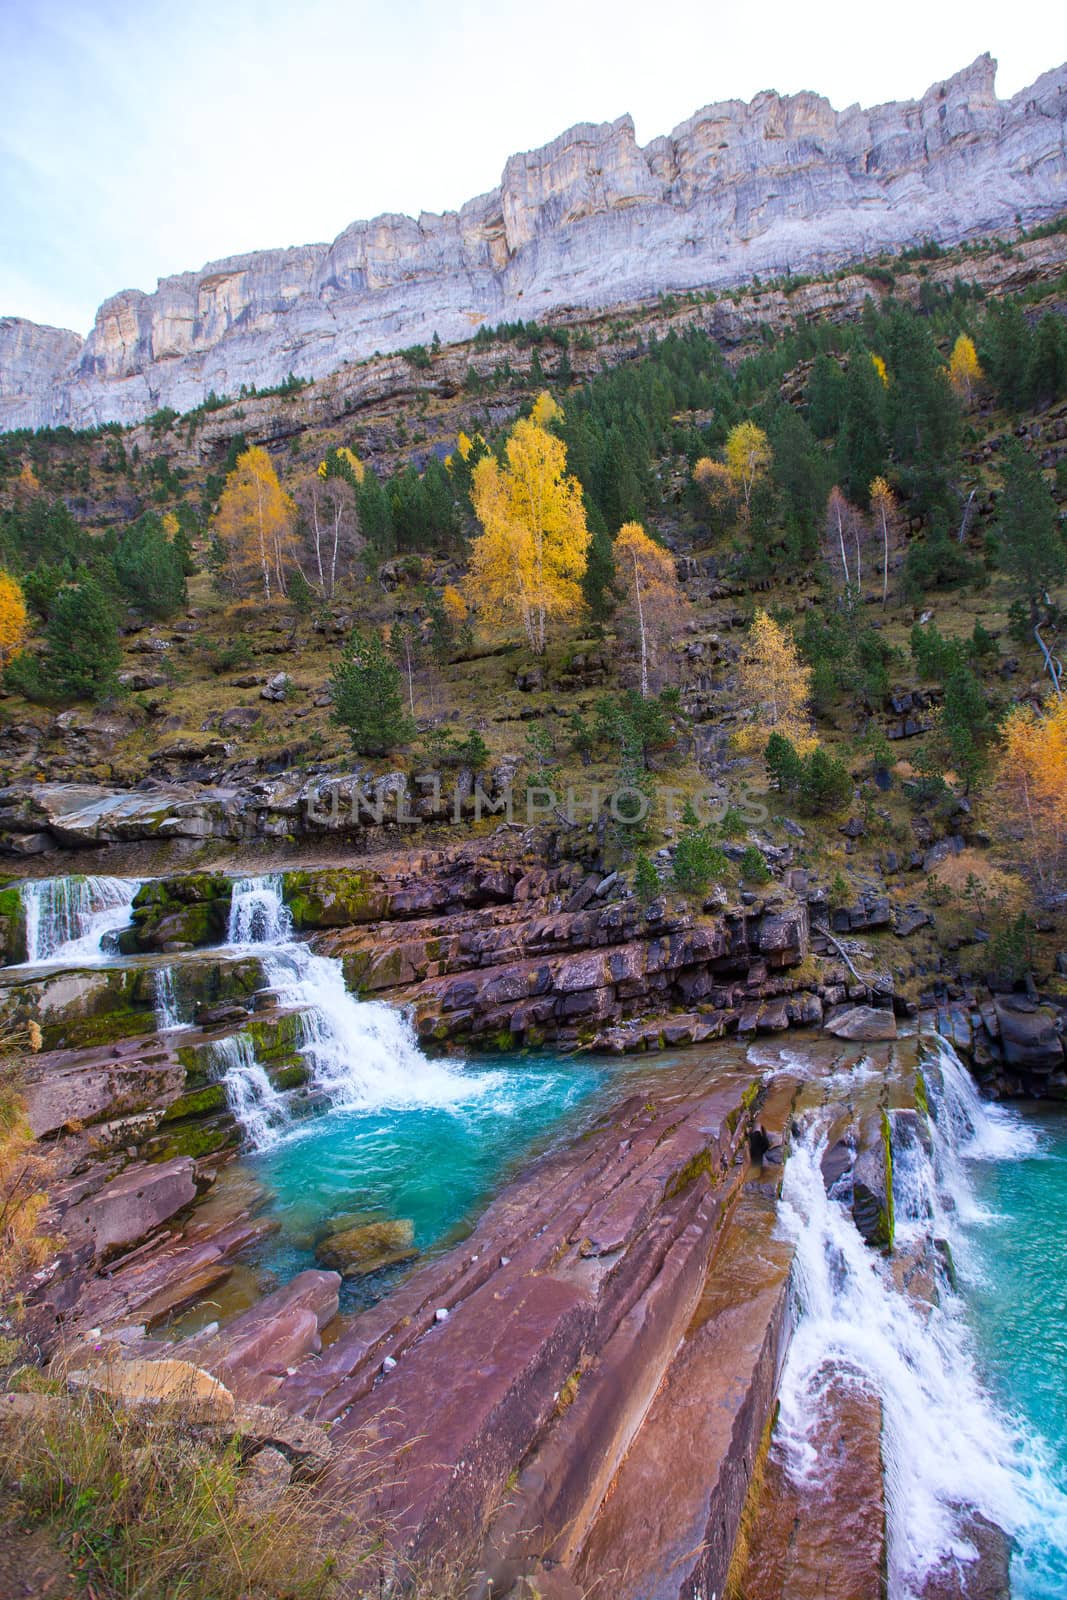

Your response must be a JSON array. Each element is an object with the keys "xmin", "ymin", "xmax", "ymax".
[
  {"xmin": 776, "ymin": 1036, "xmax": 1066, "ymax": 1599},
  {"xmin": 208, "ymin": 1032, "xmax": 291, "ymax": 1150},
  {"xmin": 225, "ymin": 876, "xmax": 480, "ymax": 1115},
  {"xmin": 20, "ymin": 875, "xmax": 140, "ymax": 966},
  {"xmin": 153, "ymin": 965, "xmax": 188, "ymax": 1032}
]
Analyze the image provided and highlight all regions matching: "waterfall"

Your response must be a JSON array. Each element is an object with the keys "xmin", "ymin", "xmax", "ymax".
[
  {"xmin": 225, "ymin": 875, "xmax": 474, "ymax": 1112},
  {"xmin": 153, "ymin": 966, "xmax": 186, "ymax": 1032},
  {"xmin": 775, "ymin": 1038, "xmax": 1065, "ymax": 1599},
  {"xmin": 209, "ymin": 1033, "xmax": 291, "ymax": 1150},
  {"xmin": 20, "ymin": 875, "xmax": 140, "ymax": 966},
  {"xmin": 227, "ymin": 875, "xmax": 291, "ymax": 946}
]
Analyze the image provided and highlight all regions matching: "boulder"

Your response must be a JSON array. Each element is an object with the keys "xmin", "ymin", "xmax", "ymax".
[
  {"xmin": 992, "ymin": 999, "xmax": 1064, "ymax": 1073},
  {"xmin": 825, "ymin": 1006, "xmax": 897, "ymax": 1042},
  {"xmin": 852, "ymin": 1111, "xmax": 894, "ymax": 1249},
  {"xmin": 261, "ymin": 673, "xmax": 292, "ymax": 702},
  {"xmin": 316, "ymin": 1218, "xmax": 417, "ymax": 1277}
]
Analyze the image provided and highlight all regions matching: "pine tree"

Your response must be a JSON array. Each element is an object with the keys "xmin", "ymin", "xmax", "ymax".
[
  {"xmin": 330, "ymin": 629, "xmax": 414, "ymax": 756},
  {"xmin": 40, "ymin": 578, "xmax": 122, "ymax": 702}
]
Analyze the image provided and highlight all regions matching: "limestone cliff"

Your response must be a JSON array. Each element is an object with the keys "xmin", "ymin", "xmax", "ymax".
[{"xmin": 2, "ymin": 54, "xmax": 1064, "ymax": 431}]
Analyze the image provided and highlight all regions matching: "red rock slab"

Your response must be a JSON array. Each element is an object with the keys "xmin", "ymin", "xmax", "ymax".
[
  {"xmin": 279, "ymin": 1078, "xmax": 751, "ymax": 1425},
  {"xmin": 65, "ymin": 1156, "xmax": 197, "ymax": 1259},
  {"xmin": 730, "ymin": 1367, "xmax": 887, "ymax": 1600},
  {"xmin": 329, "ymin": 1270, "xmax": 597, "ymax": 1568},
  {"xmin": 69, "ymin": 1214, "xmax": 276, "ymax": 1334},
  {"xmin": 183, "ymin": 1269, "xmax": 341, "ymax": 1404},
  {"xmin": 572, "ymin": 1187, "xmax": 794, "ymax": 1600},
  {"xmin": 476, "ymin": 1179, "xmax": 732, "ymax": 1597}
]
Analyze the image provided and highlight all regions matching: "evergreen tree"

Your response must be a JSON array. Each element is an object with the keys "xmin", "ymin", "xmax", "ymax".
[
  {"xmin": 836, "ymin": 354, "xmax": 886, "ymax": 502},
  {"xmin": 1026, "ymin": 314, "xmax": 1067, "ymax": 409},
  {"xmin": 330, "ymin": 628, "xmax": 414, "ymax": 755},
  {"xmin": 995, "ymin": 441, "xmax": 1065, "ymax": 626},
  {"xmin": 884, "ymin": 306, "xmax": 960, "ymax": 506},
  {"xmin": 111, "ymin": 515, "xmax": 187, "ymax": 619},
  {"xmin": 40, "ymin": 578, "xmax": 122, "ymax": 701}
]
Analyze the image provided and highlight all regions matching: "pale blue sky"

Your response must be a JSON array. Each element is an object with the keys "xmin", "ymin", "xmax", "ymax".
[{"xmin": 0, "ymin": 0, "xmax": 1061, "ymax": 335}]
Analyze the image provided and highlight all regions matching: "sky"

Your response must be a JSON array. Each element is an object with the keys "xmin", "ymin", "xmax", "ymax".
[{"xmin": 1, "ymin": 0, "xmax": 1063, "ymax": 336}]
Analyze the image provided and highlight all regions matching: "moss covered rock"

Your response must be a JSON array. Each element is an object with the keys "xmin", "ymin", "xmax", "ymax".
[
  {"xmin": 283, "ymin": 870, "xmax": 387, "ymax": 930},
  {"xmin": 120, "ymin": 875, "xmax": 234, "ymax": 954}
]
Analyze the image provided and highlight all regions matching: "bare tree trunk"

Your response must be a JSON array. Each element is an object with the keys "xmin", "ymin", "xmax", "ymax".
[
  {"xmin": 632, "ymin": 551, "xmax": 649, "ymax": 696},
  {"xmin": 880, "ymin": 506, "xmax": 889, "ymax": 607}
]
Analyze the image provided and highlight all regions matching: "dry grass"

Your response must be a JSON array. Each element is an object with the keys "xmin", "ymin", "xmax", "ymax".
[
  {"xmin": 0, "ymin": 1380, "xmax": 462, "ymax": 1600},
  {"xmin": 0, "ymin": 1028, "xmax": 55, "ymax": 1308}
]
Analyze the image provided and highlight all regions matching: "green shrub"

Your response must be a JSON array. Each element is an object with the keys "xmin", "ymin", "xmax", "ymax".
[
  {"xmin": 672, "ymin": 829, "xmax": 729, "ymax": 895},
  {"xmin": 740, "ymin": 845, "xmax": 771, "ymax": 884},
  {"xmin": 634, "ymin": 853, "xmax": 660, "ymax": 904}
]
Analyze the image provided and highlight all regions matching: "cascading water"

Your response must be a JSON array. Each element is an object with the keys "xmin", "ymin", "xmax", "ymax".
[
  {"xmin": 208, "ymin": 1032, "xmax": 291, "ymax": 1150},
  {"xmin": 225, "ymin": 876, "xmax": 477, "ymax": 1112},
  {"xmin": 153, "ymin": 966, "xmax": 186, "ymax": 1032},
  {"xmin": 20, "ymin": 875, "xmax": 140, "ymax": 966},
  {"xmin": 775, "ymin": 1037, "xmax": 1067, "ymax": 1600}
]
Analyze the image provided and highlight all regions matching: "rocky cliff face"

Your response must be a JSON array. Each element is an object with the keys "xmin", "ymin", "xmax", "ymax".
[{"xmin": 2, "ymin": 54, "xmax": 1065, "ymax": 431}]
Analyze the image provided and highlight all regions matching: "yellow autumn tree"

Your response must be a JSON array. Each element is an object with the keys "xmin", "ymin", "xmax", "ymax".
[
  {"xmin": 213, "ymin": 446, "xmax": 297, "ymax": 602},
  {"xmin": 530, "ymin": 390, "xmax": 563, "ymax": 428},
  {"xmin": 467, "ymin": 411, "xmax": 589, "ymax": 655},
  {"xmin": 735, "ymin": 609, "xmax": 815, "ymax": 755},
  {"xmin": 13, "ymin": 462, "xmax": 40, "ymax": 501},
  {"xmin": 442, "ymin": 583, "xmax": 468, "ymax": 624},
  {"xmin": 992, "ymin": 695, "xmax": 1067, "ymax": 899},
  {"xmin": 724, "ymin": 421, "xmax": 772, "ymax": 514},
  {"xmin": 614, "ymin": 522, "xmax": 687, "ymax": 696},
  {"xmin": 0, "ymin": 572, "xmax": 28, "ymax": 669},
  {"xmin": 947, "ymin": 334, "xmax": 983, "ymax": 405},
  {"xmin": 870, "ymin": 353, "xmax": 888, "ymax": 387},
  {"xmin": 693, "ymin": 457, "xmax": 738, "ymax": 535},
  {"xmin": 870, "ymin": 476, "xmax": 898, "ymax": 607}
]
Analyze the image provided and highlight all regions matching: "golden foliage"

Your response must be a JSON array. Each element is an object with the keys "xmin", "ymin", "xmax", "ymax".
[
  {"xmin": 723, "ymin": 421, "xmax": 772, "ymax": 512},
  {"xmin": 213, "ymin": 446, "xmax": 297, "ymax": 602},
  {"xmin": 614, "ymin": 522, "xmax": 686, "ymax": 695},
  {"xmin": 530, "ymin": 390, "xmax": 563, "ymax": 429},
  {"xmin": 870, "ymin": 353, "xmax": 889, "ymax": 386},
  {"xmin": 14, "ymin": 462, "xmax": 40, "ymax": 499},
  {"xmin": 992, "ymin": 695, "xmax": 1067, "ymax": 896},
  {"xmin": 947, "ymin": 334, "xmax": 983, "ymax": 404},
  {"xmin": 456, "ymin": 430, "xmax": 474, "ymax": 462},
  {"xmin": 693, "ymin": 457, "xmax": 735, "ymax": 503},
  {"xmin": 870, "ymin": 475, "xmax": 898, "ymax": 606},
  {"xmin": 441, "ymin": 583, "xmax": 468, "ymax": 623},
  {"xmin": 0, "ymin": 570, "xmax": 29, "ymax": 668},
  {"xmin": 161, "ymin": 511, "xmax": 180, "ymax": 538},
  {"xmin": 930, "ymin": 847, "xmax": 1027, "ymax": 914},
  {"xmin": 467, "ymin": 415, "xmax": 589, "ymax": 655},
  {"xmin": 735, "ymin": 608, "xmax": 815, "ymax": 754}
]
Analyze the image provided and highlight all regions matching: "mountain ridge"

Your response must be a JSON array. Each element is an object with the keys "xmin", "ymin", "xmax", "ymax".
[{"xmin": 1, "ymin": 51, "xmax": 1065, "ymax": 432}]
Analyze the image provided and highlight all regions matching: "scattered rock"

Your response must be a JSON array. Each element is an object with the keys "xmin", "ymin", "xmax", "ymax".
[{"xmin": 261, "ymin": 673, "xmax": 292, "ymax": 702}]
